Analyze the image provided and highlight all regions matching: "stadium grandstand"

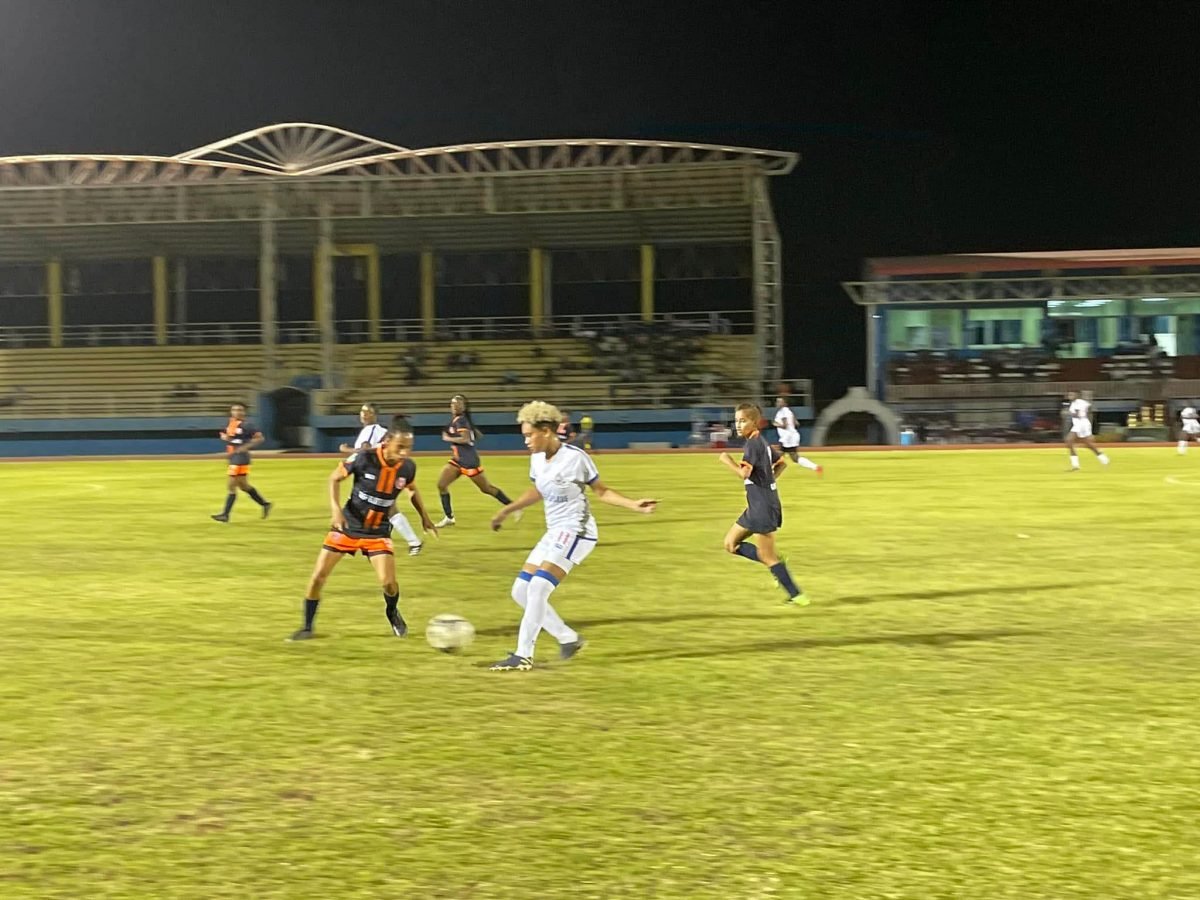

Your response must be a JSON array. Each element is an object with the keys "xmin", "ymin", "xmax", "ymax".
[
  {"xmin": 0, "ymin": 123, "xmax": 811, "ymax": 453},
  {"xmin": 843, "ymin": 248, "xmax": 1200, "ymax": 443}
]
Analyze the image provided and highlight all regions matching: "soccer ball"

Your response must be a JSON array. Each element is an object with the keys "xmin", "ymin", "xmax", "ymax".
[{"xmin": 425, "ymin": 614, "xmax": 475, "ymax": 653}]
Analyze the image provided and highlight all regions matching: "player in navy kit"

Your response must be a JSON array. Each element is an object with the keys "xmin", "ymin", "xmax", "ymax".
[
  {"xmin": 289, "ymin": 417, "xmax": 437, "ymax": 641},
  {"xmin": 719, "ymin": 402, "xmax": 807, "ymax": 605},
  {"xmin": 434, "ymin": 394, "xmax": 515, "ymax": 526},
  {"xmin": 211, "ymin": 402, "xmax": 272, "ymax": 522}
]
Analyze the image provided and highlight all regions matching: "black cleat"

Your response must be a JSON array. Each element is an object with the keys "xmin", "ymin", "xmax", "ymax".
[
  {"xmin": 288, "ymin": 628, "xmax": 314, "ymax": 641},
  {"xmin": 211, "ymin": 514, "xmax": 230, "ymax": 523},
  {"xmin": 261, "ymin": 502, "xmax": 273, "ymax": 520},
  {"xmin": 388, "ymin": 614, "xmax": 408, "ymax": 638},
  {"xmin": 407, "ymin": 542, "xmax": 423, "ymax": 557},
  {"xmin": 559, "ymin": 638, "xmax": 587, "ymax": 661}
]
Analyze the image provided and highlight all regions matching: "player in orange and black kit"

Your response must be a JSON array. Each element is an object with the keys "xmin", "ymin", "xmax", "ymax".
[
  {"xmin": 289, "ymin": 417, "xmax": 437, "ymax": 641},
  {"xmin": 434, "ymin": 394, "xmax": 515, "ymax": 526},
  {"xmin": 211, "ymin": 402, "xmax": 272, "ymax": 522}
]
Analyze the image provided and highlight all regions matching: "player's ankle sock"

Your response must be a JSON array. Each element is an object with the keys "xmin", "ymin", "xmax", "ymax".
[
  {"xmin": 1179, "ymin": 441, "xmax": 1187, "ymax": 454},
  {"xmin": 303, "ymin": 598, "xmax": 320, "ymax": 630},
  {"xmin": 439, "ymin": 493, "xmax": 454, "ymax": 518},
  {"xmin": 222, "ymin": 493, "xmax": 237, "ymax": 516},
  {"xmin": 796, "ymin": 457, "xmax": 819, "ymax": 471},
  {"xmin": 245, "ymin": 487, "xmax": 268, "ymax": 506},
  {"xmin": 1098, "ymin": 453, "xmax": 1109, "ymax": 465},
  {"xmin": 494, "ymin": 489, "xmax": 513, "ymax": 505},
  {"xmin": 383, "ymin": 592, "xmax": 400, "ymax": 618},
  {"xmin": 390, "ymin": 513, "xmax": 419, "ymax": 544},
  {"xmin": 769, "ymin": 562, "xmax": 802, "ymax": 599},
  {"xmin": 733, "ymin": 542, "xmax": 760, "ymax": 562},
  {"xmin": 1070, "ymin": 456, "xmax": 1080, "ymax": 469}
]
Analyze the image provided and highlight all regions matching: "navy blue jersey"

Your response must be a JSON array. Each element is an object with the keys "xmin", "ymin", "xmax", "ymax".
[
  {"xmin": 339, "ymin": 448, "xmax": 416, "ymax": 538},
  {"xmin": 224, "ymin": 417, "xmax": 260, "ymax": 465},
  {"xmin": 741, "ymin": 432, "xmax": 781, "ymax": 512},
  {"xmin": 447, "ymin": 414, "xmax": 482, "ymax": 469}
]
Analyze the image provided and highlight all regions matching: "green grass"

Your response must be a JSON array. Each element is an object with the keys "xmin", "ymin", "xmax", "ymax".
[{"xmin": 2, "ymin": 448, "xmax": 1200, "ymax": 898}]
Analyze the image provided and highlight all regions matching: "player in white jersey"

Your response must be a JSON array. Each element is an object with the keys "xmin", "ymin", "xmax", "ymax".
[
  {"xmin": 772, "ymin": 397, "xmax": 822, "ymax": 475},
  {"xmin": 1065, "ymin": 391, "xmax": 1110, "ymax": 471},
  {"xmin": 487, "ymin": 400, "xmax": 657, "ymax": 671},
  {"xmin": 1179, "ymin": 403, "xmax": 1200, "ymax": 454},
  {"xmin": 339, "ymin": 403, "xmax": 425, "ymax": 555}
]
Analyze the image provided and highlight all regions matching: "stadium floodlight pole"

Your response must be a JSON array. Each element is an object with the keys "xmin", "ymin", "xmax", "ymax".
[
  {"xmin": 317, "ymin": 202, "xmax": 336, "ymax": 396},
  {"xmin": 259, "ymin": 192, "xmax": 279, "ymax": 385}
]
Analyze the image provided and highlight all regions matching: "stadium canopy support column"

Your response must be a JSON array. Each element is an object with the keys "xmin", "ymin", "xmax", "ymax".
[
  {"xmin": 640, "ymin": 243, "xmax": 655, "ymax": 322},
  {"xmin": 420, "ymin": 247, "xmax": 435, "ymax": 340},
  {"xmin": 46, "ymin": 258, "xmax": 63, "ymax": 348},
  {"xmin": 259, "ymin": 204, "xmax": 279, "ymax": 384},
  {"xmin": 152, "ymin": 256, "xmax": 169, "ymax": 346},
  {"xmin": 530, "ymin": 246, "xmax": 546, "ymax": 335},
  {"xmin": 750, "ymin": 176, "xmax": 784, "ymax": 391},
  {"xmin": 173, "ymin": 260, "xmax": 187, "ymax": 338},
  {"xmin": 315, "ymin": 206, "xmax": 336, "ymax": 393},
  {"xmin": 365, "ymin": 245, "xmax": 381, "ymax": 342}
]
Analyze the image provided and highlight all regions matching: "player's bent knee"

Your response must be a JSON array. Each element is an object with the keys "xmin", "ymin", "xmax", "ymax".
[{"xmin": 383, "ymin": 580, "xmax": 399, "ymax": 595}]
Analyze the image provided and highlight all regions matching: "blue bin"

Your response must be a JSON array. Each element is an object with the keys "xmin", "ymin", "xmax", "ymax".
[{"xmin": 899, "ymin": 429, "xmax": 915, "ymax": 446}]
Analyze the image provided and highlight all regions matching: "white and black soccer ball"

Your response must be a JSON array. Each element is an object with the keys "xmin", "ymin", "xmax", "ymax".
[{"xmin": 425, "ymin": 614, "xmax": 475, "ymax": 653}]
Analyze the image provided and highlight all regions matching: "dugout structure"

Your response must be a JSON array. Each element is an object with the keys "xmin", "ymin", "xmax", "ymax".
[{"xmin": 0, "ymin": 123, "xmax": 797, "ymax": 391}]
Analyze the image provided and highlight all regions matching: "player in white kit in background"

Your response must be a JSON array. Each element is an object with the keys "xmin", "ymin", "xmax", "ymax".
[
  {"xmin": 487, "ymin": 400, "xmax": 657, "ymax": 671},
  {"xmin": 1179, "ymin": 402, "xmax": 1200, "ymax": 454},
  {"xmin": 339, "ymin": 403, "xmax": 425, "ymax": 555},
  {"xmin": 1065, "ymin": 391, "xmax": 1110, "ymax": 471},
  {"xmin": 772, "ymin": 397, "xmax": 822, "ymax": 475}
]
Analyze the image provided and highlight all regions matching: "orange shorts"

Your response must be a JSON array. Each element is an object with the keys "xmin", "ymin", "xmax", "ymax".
[
  {"xmin": 449, "ymin": 460, "xmax": 483, "ymax": 477},
  {"xmin": 321, "ymin": 530, "xmax": 393, "ymax": 556},
  {"xmin": 228, "ymin": 464, "xmax": 251, "ymax": 476}
]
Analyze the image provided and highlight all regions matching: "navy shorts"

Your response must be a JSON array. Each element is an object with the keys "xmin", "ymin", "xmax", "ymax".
[{"xmin": 737, "ymin": 504, "xmax": 782, "ymax": 535}]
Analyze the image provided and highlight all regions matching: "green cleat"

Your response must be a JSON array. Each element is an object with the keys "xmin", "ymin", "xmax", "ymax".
[{"xmin": 786, "ymin": 592, "xmax": 810, "ymax": 607}]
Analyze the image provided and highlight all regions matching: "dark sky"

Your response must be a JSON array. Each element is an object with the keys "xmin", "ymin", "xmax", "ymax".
[{"xmin": 2, "ymin": 0, "xmax": 1198, "ymax": 399}]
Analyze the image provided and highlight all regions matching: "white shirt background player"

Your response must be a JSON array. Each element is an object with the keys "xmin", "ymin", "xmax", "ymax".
[
  {"xmin": 1065, "ymin": 392, "xmax": 1109, "ymax": 470},
  {"xmin": 1179, "ymin": 405, "xmax": 1199, "ymax": 454},
  {"xmin": 772, "ymin": 398, "xmax": 822, "ymax": 473}
]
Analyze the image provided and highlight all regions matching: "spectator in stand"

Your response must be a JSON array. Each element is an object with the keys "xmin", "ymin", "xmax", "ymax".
[{"xmin": 578, "ymin": 414, "xmax": 594, "ymax": 450}]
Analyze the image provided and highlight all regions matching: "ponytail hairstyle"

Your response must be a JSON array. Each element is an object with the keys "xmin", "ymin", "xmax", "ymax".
[{"xmin": 452, "ymin": 394, "xmax": 484, "ymax": 440}]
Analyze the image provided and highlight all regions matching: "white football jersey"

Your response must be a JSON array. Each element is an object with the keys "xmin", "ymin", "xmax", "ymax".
[
  {"xmin": 355, "ymin": 423, "xmax": 388, "ymax": 447},
  {"xmin": 1069, "ymin": 398, "xmax": 1091, "ymax": 429},
  {"xmin": 773, "ymin": 405, "xmax": 799, "ymax": 446},
  {"xmin": 530, "ymin": 443, "xmax": 600, "ymax": 538},
  {"xmin": 1183, "ymin": 407, "xmax": 1198, "ymax": 421}
]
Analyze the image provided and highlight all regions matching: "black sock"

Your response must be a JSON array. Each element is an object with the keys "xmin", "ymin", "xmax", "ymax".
[
  {"xmin": 440, "ymin": 493, "xmax": 454, "ymax": 518},
  {"xmin": 384, "ymin": 592, "xmax": 400, "ymax": 619},
  {"xmin": 246, "ymin": 487, "xmax": 268, "ymax": 507},
  {"xmin": 494, "ymin": 489, "xmax": 512, "ymax": 505},
  {"xmin": 304, "ymin": 598, "xmax": 320, "ymax": 630},
  {"xmin": 222, "ymin": 493, "xmax": 236, "ymax": 516},
  {"xmin": 769, "ymin": 562, "xmax": 802, "ymax": 599}
]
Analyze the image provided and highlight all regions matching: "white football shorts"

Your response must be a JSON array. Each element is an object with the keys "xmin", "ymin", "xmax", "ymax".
[{"xmin": 524, "ymin": 529, "xmax": 597, "ymax": 573}]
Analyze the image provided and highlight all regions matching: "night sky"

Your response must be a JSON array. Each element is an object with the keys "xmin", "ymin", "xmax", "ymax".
[{"xmin": 2, "ymin": 0, "xmax": 1198, "ymax": 401}]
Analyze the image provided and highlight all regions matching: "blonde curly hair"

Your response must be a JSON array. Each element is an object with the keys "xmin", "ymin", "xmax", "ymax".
[{"xmin": 516, "ymin": 400, "xmax": 562, "ymax": 429}]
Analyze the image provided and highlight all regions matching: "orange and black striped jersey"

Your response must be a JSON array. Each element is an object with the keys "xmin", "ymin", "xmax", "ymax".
[
  {"xmin": 223, "ymin": 418, "xmax": 260, "ymax": 464},
  {"xmin": 337, "ymin": 447, "xmax": 416, "ymax": 538}
]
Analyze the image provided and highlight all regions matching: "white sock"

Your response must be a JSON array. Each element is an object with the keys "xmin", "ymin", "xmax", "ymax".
[
  {"xmin": 516, "ymin": 573, "xmax": 577, "ymax": 659},
  {"xmin": 1179, "ymin": 441, "xmax": 1188, "ymax": 454},
  {"xmin": 1070, "ymin": 455, "xmax": 1080, "ymax": 469},
  {"xmin": 389, "ymin": 512, "xmax": 420, "ymax": 546},
  {"xmin": 796, "ymin": 456, "xmax": 819, "ymax": 471},
  {"xmin": 1098, "ymin": 453, "xmax": 1109, "ymax": 465}
]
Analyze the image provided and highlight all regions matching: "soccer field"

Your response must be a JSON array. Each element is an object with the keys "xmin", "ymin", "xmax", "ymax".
[{"xmin": 2, "ymin": 449, "xmax": 1198, "ymax": 898}]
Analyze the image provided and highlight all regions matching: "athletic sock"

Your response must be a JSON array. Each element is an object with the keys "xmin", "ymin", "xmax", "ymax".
[
  {"xmin": 796, "ymin": 457, "xmax": 820, "ymax": 471},
  {"xmin": 733, "ymin": 542, "xmax": 760, "ymax": 562},
  {"xmin": 494, "ymin": 489, "xmax": 513, "ymax": 505},
  {"xmin": 303, "ymin": 598, "xmax": 320, "ymax": 630},
  {"xmin": 769, "ymin": 562, "xmax": 802, "ymax": 599},
  {"xmin": 439, "ymin": 493, "xmax": 454, "ymax": 518},
  {"xmin": 222, "ymin": 493, "xmax": 237, "ymax": 516},
  {"xmin": 246, "ymin": 487, "xmax": 268, "ymax": 506},
  {"xmin": 384, "ymin": 591, "xmax": 400, "ymax": 619},
  {"xmin": 390, "ymin": 512, "xmax": 420, "ymax": 544}
]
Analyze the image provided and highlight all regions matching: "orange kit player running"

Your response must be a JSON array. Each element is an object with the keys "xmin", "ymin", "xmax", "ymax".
[
  {"xmin": 435, "ymin": 394, "xmax": 516, "ymax": 526},
  {"xmin": 211, "ymin": 402, "xmax": 272, "ymax": 522},
  {"xmin": 290, "ymin": 417, "xmax": 437, "ymax": 641}
]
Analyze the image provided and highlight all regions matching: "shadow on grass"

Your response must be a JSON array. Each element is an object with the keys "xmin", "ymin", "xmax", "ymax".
[
  {"xmin": 471, "ymin": 611, "xmax": 781, "ymax": 638},
  {"xmin": 601, "ymin": 628, "xmax": 1044, "ymax": 664},
  {"xmin": 827, "ymin": 581, "xmax": 1080, "ymax": 607}
]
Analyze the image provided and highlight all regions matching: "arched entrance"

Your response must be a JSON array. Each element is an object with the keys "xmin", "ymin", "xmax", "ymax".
[{"xmin": 810, "ymin": 387, "xmax": 902, "ymax": 446}]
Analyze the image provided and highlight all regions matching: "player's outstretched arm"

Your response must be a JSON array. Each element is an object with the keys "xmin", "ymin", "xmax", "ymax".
[
  {"xmin": 338, "ymin": 442, "xmax": 356, "ymax": 453},
  {"xmin": 590, "ymin": 479, "xmax": 657, "ymax": 514},
  {"xmin": 407, "ymin": 485, "xmax": 438, "ymax": 534},
  {"xmin": 491, "ymin": 487, "xmax": 542, "ymax": 531}
]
